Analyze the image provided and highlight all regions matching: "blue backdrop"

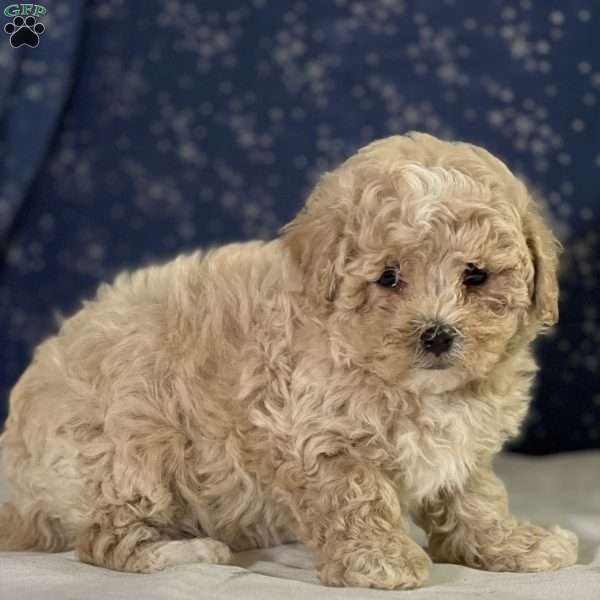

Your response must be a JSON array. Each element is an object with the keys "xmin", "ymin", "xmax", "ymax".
[{"xmin": 1, "ymin": 0, "xmax": 599, "ymax": 453}]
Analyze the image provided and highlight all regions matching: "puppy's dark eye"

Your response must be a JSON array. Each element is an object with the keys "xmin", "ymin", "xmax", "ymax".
[
  {"xmin": 463, "ymin": 263, "xmax": 488, "ymax": 286},
  {"xmin": 376, "ymin": 266, "xmax": 401, "ymax": 288}
]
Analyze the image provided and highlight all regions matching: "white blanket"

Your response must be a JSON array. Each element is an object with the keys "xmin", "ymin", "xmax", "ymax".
[{"xmin": 1, "ymin": 452, "xmax": 599, "ymax": 599}]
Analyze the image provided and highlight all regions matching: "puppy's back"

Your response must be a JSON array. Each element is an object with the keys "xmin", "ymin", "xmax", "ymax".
[{"xmin": 0, "ymin": 239, "xmax": 284, "ymax": 544}]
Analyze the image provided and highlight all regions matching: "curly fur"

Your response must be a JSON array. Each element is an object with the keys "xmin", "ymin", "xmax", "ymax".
[{"xmin": 0, "ymin": 132, "xmax": 576, "ymax": 589}]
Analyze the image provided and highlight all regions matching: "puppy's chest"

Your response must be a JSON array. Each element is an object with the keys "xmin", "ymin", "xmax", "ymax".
[{"xmin": 383, "ymin": 397, "xmax": 488, "ymax": 503}]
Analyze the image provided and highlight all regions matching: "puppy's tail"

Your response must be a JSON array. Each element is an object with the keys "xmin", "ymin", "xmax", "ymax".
[{"xmin": 0, "ymin": 502, "xmax": 68, "ymax": 551}]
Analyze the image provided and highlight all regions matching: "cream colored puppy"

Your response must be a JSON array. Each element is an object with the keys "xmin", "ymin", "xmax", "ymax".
[{"xmin": 0, "ymin": 133, "xmax": 577, "ymax": 589}]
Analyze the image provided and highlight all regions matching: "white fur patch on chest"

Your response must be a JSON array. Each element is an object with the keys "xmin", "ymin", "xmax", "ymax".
[{"xmin": 390, "ymin": 394, "xmax": 480, "ymax": 504}]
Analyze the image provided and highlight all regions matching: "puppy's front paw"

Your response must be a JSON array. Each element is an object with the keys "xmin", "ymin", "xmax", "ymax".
[
  {"xmin": 433, "ymin": 523, "xmax": 578, "ymax": 573},
  {"xmin": 320, "ymin": 536, "xmax": 431, "ymax": 590},
  {"xmin": 504, "ymin": 525, "xmax": 578, "ymax": 572}
]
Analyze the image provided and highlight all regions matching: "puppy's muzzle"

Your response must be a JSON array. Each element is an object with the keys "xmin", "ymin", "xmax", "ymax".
[{"xmin": 420, "ymin": 323, "xmax": 458, "ymax": 356}]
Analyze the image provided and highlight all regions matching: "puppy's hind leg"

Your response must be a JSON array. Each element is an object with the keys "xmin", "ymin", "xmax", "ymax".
[
  {"xmin": 140, "ymin": 538, "xmax": 233, "ymax": 572},
  {"xmin": 77, "ymin": 500, "xmax": 232, "ymax": 573},
  {"xmin": 0, "ymin": 502, "xmax": 70, "ymax": 552}
]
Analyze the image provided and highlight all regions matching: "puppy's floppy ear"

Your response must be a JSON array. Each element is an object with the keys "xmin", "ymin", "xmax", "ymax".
[
  {"xmin": 280, "ymin": 174, "xmax": 346, "ymax": 304},
  {"xmin": 523, "ymin": 199, "xmax": 562, "ymax": 328}
]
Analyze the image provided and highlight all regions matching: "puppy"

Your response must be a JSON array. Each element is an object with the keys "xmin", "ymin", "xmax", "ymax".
[{"xmin": 0, "ymin": 132, "xmax": 577, "ymax": 589}]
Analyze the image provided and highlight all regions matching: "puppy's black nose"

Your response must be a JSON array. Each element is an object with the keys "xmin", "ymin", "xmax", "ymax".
[{"xmin": 421, "ymin": 325, "xmax": 456, "ymax": 356}]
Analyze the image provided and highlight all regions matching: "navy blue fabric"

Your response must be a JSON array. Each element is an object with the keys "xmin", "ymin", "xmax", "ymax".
[
  {"xmin": 0, "ymin": 2, "xmax": 85, "ymax": 238},
  {"xmin": 0, "ymin": 0, "xmax": 599, "ymax": 453}
]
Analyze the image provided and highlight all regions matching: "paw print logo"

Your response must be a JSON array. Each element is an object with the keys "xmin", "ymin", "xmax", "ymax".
[{"xmin": 4, "ymin": 15, "xmax": 45, "ymax": 48}]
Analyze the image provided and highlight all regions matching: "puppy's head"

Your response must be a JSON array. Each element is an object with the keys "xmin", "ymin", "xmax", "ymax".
[{"xmin": 281, "ymin": 133, "xmax": 561, "ymax": 392}]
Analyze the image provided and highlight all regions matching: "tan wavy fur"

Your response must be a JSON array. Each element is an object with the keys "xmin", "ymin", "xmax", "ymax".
[{"xmin": 0, "ymin": 132, "xmax": 577, "ymax": 589}]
